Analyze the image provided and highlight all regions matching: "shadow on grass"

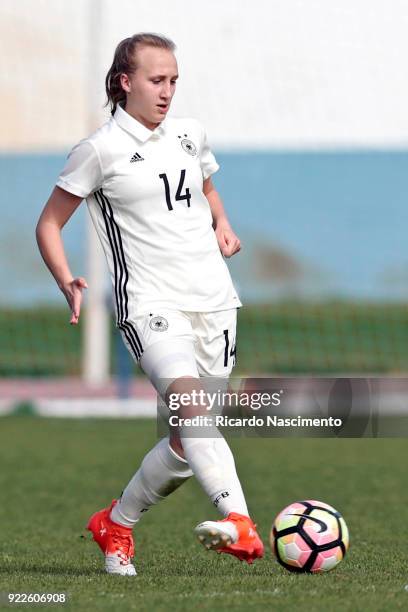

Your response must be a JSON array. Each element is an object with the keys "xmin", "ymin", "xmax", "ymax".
[
  {"xmin": 137, "ymin": 556, "xmax": 272, "ymax": 577},
  {"xmin": 0, "ymin": 565, "xmax": 272, "ymax": 584},
  {"xmin": 0, "ymin": 563, "xmax": 103, "ymax": 578}
]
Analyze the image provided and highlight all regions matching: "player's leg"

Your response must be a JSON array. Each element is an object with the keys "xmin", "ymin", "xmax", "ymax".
[
  {"xmin": 110, "ymin": 331, "xmax": 198, "ymax": 528},
  {"xmin": 110, "ymin": 436, "xmax": 193, "ymax": 527},
  {"xmin": 166, "ymin": 374, "xmax": 249, "ymax": 517},
  {"xmin": 86, "ymin": 312, "xmax": 197, "ymax": 576},
  {"xmin": 163, "ymin": 371, "xmax": 262, "ymax": 563},
  {"xmin": 188, "ymin": 308, "xmax": 264, "ymax": 563}
]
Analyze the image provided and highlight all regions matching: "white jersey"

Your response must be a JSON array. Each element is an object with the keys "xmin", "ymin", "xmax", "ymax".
[{"xmin": 57, "ymin": 105, "xmax": 242, "ymax": 327}]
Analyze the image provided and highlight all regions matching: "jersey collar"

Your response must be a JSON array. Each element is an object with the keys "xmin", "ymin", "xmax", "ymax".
[{"xmin": 114, "ymin": 105, "xmax": 166, "ymax": 142}]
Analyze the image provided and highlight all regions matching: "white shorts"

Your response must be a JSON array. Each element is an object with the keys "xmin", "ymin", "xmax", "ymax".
[{"xmin": 119, "ymin": 308, "xmax": 237, "ymax": 395}]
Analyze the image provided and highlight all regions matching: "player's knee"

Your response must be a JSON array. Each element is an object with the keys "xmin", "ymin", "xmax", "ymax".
[
  {"xmin": 169, "ymin": 430, "xmax": 185, "ymax": 459},
  {"xmin": 166, "ymin": 375, "xmax": 209, "ymax": 419},
  {"xmin": 165, "ymin": 375, "xmax": 199, "ymax": 402}
]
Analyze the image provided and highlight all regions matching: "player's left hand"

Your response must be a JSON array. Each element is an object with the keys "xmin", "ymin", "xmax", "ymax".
[{"xmin": 215, "ymin": 226, "xmax": 241, "ymax": 258}]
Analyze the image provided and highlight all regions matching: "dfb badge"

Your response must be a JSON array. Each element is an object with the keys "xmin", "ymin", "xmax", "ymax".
[
  {"xmin": 181, "ymin": 138, "xmax": 197, "ymax": 156},
  {"xmin": 149, "ymin": 315, "xmax": 169, "ymax": 332}
]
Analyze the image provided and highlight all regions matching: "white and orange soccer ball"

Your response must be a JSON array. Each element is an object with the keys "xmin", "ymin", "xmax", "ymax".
[{"xmin": 270, "ymin": 500, "xmax": 349, "ymax": 573}]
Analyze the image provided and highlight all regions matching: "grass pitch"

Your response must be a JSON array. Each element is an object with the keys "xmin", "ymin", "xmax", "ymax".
[{"xmin": 1, "ymin": 416, "xmax": 407, "ymax": 611}]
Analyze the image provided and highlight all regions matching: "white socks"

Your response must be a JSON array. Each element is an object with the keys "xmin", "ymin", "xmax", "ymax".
[
  {"xmin": 179, "ymin": 434, "xmax": 249, "ymax": 517},
  {"xmin": 110, "ymin": 437, "xmax": 193, "ymax": 527},
  {"xmin": 110, "ymin": 434, "xmax": 249, "ymax": 527}
]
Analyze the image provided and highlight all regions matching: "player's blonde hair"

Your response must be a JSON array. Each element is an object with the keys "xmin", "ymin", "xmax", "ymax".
[{"xmin": 105, "ymin": 33, "xmax": 176, "ymax": 115}]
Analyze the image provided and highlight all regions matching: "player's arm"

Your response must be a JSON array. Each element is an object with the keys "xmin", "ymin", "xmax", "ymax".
[
  {"xmin": 36, "ymin": 186, "xmax": 87, "ymax": 325},
  {"xmin": 203, "ymin": 177, "xmax": 241, "ymax": 258}
]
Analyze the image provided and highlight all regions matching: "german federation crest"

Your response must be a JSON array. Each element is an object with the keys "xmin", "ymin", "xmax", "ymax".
[
  {"xmin": 181, "ymin": 138, "xmax": 197, "ymax": 156},
  {"xmin": 149, "ymin": 316, "xmax": 169, "ymax": 332}
]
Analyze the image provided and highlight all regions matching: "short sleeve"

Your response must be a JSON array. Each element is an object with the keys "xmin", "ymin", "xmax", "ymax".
[
  {"xmin": 56, "ymin": 140, "xmax": 103, "ymax": 198},
  {"xmin": 199, "ymin": 124, "xmax": 219, "ymax": 180}
]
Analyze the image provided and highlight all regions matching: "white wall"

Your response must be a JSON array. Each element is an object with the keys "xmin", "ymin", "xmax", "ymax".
[{"xmin": 1, "ymin": 0, "xmax": 408, "ymax": 150}]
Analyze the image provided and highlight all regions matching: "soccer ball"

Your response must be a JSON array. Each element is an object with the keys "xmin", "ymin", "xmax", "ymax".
[{"xmin": 270, "ymin": 500, "xmax": 349, "ymax": 573}]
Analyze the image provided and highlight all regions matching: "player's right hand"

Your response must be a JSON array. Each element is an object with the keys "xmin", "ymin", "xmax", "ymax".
[{"xmin": 60, "ymin": 277, "xmax": 88, "ymax": 325}]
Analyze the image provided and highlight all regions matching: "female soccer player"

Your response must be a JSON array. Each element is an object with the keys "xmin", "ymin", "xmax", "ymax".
[{"xmin": 36, "ymin": 33, "xmax": 263, "ymax": 576}]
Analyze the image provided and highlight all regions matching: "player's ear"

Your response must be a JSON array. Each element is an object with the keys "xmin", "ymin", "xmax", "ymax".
[{"xmin": 120, "ymin": 73, "xmax": 131, "ymax": 93}]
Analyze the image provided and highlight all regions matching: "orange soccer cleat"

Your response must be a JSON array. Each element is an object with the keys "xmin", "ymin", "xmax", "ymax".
[
  {"xmin": 194, "ymin": 512, "xmax": 264, "ymax": 564},
  {"xmin": 86, "ymin": 499, "xmax": 137, "ymax": 576}
]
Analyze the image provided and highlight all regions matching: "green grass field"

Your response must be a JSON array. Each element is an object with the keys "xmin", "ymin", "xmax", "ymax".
[{"xmin": 1, "ymin": 416, "xmax": 408, "ymax": 611}]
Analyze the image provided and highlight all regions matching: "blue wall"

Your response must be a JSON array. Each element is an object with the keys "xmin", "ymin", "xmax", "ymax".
[{"xmin": 1, "ymin": 151, "xmax": 407, "ymax": 305}]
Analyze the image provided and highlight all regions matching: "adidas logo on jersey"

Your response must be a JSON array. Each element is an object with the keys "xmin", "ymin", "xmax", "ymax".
[{"xmin": 130, "ymin": 152, "xmax": 144, "ymax": 163}]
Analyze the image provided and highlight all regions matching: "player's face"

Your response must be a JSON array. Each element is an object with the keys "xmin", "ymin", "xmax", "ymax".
[{"xmin": 123, "ymin": 46, "xmax": 178, "ymax": 130}]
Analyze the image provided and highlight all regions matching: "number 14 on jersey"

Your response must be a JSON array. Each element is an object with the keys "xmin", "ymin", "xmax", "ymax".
[{"xmin": 159, "ymin": 169, "xmax": 191, "ymax": 211}]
